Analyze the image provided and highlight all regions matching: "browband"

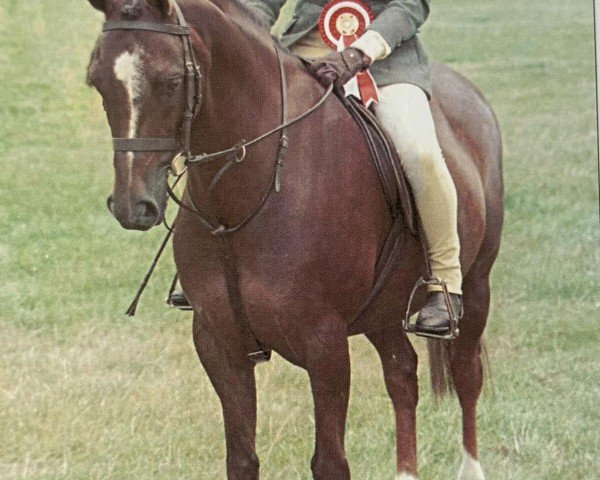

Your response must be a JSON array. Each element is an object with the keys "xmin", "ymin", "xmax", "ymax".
[
  {"xmin": 102, "ymin": 1, "xmax": 201, "ymax": 157},
  {"xmin": 103, "ymin": 21, "xmax": 190, "ymax": 35}
]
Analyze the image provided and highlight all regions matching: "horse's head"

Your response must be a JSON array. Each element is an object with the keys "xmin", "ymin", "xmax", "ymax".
[{"xmin": 87, "ymin": 0, "xmax": 202, "ymax": 230}]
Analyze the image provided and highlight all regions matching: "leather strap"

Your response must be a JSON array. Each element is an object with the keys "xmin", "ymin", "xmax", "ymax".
[
  {"xmin": 187, "ymin": 84, "xmax": 332, "ymax": 165},
  {"xmin": 349, "ymin": 217, "xmax": 409, "ymax": 326},
  {"xmin": 170, "ymin": 44, "xmax": 297, "ymax": 238},
  {"xmin": 172, "ymin": 0, "xmax": 202, "ymax": 156},
  {"xmin": 217, "ymin": 236, "xmax": 271, "ymax": 364},
  {"xmin": 103, "ymin": 21, "xmax": 190, "ymax": 35},
  {"xmin": 113, "ymin": 138, "xmax": 181, "ymax": 152},
  {"xmin": 103, "ymin": 0, "xmax": 202, "ymax": 158}
]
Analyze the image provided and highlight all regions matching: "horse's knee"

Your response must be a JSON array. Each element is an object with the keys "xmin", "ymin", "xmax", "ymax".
[{"xmin": 382, "ymin": 352, "xmax": 419, "ymax": 408}]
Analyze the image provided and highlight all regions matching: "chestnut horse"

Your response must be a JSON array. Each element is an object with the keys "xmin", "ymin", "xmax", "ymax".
[{"xmin": 85, "ymin": 0, "xmax": 503, "ymax": 478}]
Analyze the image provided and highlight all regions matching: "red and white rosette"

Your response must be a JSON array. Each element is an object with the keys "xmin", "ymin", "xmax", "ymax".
[{"xmin": 318, "ymin": 0, "xmax": 380, "ymax": 107}]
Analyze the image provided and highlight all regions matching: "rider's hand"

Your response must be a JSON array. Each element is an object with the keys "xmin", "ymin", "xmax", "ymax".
[{"xmin": 308, "ymin": 48, "xmax": 372, "ymax": 90}]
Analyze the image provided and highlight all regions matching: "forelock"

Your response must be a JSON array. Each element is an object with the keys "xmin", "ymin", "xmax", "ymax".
[{"xmin": 121, "ymin": 0, "xmax": 144, "ymax": 19}]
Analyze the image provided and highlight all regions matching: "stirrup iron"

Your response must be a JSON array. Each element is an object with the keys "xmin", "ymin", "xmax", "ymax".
[
  {"xmin": 404, "ymin": 277, "xmax": 461, "ymax": 340},
  {"xmin": 248, "ymin": 350, "xmax": 272, "ymax": 364},
  {"xmin": 166, "ymin": 291, "xmax": 193, "ymax": 311}
]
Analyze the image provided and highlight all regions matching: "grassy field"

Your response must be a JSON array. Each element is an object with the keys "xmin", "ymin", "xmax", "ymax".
[{"xmin": 1, "ymin": 0, "xmax": 598, "ymax": 479}]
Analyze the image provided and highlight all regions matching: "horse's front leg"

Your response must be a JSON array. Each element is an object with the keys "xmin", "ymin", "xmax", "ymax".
[
  {"xmin": 305, "ymin": 318, "xmax": 352, "ymax": 480},
  {"xmin": 193, "ymin": 311, "xmax": 260, "ymax": 480},
  {"xmin": 366, "ymin": 325, "xmax": 419, "ymax": 479}
]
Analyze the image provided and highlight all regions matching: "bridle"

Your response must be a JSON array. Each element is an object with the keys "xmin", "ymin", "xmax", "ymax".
[
  {"xmin": 103, "ymin": 0, "xmax": 202, "ymax": 158},
  {"xmin": 102, "ymin": 0, "xmax": 334, "ymax": 235},
  {"xmin": 105, "ymin": 1, "xmax": 334, "ymax": 362}
]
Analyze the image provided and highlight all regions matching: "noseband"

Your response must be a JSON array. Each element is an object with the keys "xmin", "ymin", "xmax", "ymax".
[{"xmin": 102, "ymin": 0, "xmax": 202, "ymax": 158}]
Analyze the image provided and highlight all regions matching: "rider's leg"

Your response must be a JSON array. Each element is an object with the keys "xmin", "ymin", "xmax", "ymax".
[{"xmin": 374, "ymin": 83, "xmax": 462, "ymax": 332}]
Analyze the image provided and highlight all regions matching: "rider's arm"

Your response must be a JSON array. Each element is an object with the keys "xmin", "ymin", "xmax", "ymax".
[
  {"xmin": 245, "ymin": 0, "xmax": 288, "ymax": 28},
  {"xmin": 351, "ymin": 0, "xmax": 430, "ymax": 63}
]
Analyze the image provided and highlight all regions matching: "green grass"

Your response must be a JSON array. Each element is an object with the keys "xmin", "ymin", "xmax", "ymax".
[{"xmin": 1, "ymin": 0, "xmax": 598, "ymax": 478}]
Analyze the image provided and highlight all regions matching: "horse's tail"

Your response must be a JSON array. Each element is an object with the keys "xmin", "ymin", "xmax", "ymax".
[
  {"xmin": 427, "ymin": 338, "xmax": 492, "ymax": 399},
  {"xmin": 427, "ymin": 339, "xmax": 454, "ymax": 397}
]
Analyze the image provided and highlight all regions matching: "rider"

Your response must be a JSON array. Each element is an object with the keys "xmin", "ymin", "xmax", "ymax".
[{"xmin": 245, "ymin": 0, "xmax": 463, "ymax": 335}]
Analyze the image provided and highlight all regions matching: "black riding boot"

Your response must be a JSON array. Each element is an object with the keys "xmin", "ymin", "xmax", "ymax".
[{"xmin": 415, "ymin": 291, "xmax": 462, "ymax": 334}]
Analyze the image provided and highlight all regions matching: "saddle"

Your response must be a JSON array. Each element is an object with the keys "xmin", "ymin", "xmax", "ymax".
[
  {"xmin": 343, "ymin": 96, "xmax": 417, "ymax": 235},
  {"xmin": 340, "ymin": 95, "xmax": 420, "ymax": 321}
]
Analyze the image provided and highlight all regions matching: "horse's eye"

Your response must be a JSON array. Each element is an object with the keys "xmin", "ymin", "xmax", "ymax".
[{"xmin": 164, "ymin": 77, "xmax": 182, "ymax": 94}]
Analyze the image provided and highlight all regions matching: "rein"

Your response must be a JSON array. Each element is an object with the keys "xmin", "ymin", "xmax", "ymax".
[{"xmin": 167, "ymin": 47, "xmax": 334, "ymax": 235}]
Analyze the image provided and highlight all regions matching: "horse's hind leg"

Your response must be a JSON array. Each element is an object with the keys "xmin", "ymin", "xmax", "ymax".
[
  {"xmin": 366, "ymin": 325, "xmax": 419, "ymax": 479},
  {"xmin": 305, "ymin": 318, "xmax": 352, "ymax": 480},
  {"xmin": 451, "ymin": 275, "xmax": 489, "ymax": 480},
  {"xmin": 192, "ymin": 311, "xmax": 260, "ymax": 480}
]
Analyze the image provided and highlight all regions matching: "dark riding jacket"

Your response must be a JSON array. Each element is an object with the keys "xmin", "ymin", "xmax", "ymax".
[{"xmin": 246, "ymin": 0, "xmax": 432, "ymax": 96}]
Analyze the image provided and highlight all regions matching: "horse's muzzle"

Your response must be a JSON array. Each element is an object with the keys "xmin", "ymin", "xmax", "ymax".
[{"xmin": 107, "ymin": 195, "xmax": 161, "ymax": 231}]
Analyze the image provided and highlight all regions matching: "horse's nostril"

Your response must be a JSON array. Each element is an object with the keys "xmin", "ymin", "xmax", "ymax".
[
  {"xmin": 107, "ymin": 196, "xmax": 115, "ymax": 214},
  {"xmin": 135, "ymin": 200, "xmax": 160, "ymax": 224}
]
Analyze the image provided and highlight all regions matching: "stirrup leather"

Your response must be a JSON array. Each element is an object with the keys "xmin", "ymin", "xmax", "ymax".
[{"xmin": 404, "ymin": 277, "xmax": 461, "ymax": 340}]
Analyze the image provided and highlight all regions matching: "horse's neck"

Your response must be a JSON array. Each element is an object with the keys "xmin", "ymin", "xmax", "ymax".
[
  {"xmin": 189, "ymin": 3, "xmax": 282, "ymax": 155},
  {"xmin": 184, "ymin": 2, "xmax": 322, "ymax": 221}
]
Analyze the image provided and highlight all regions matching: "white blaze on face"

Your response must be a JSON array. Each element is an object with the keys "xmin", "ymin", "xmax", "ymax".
[
  {"xmin": 114, "ymin": 49, "xmax": 143, "ymax": 138},
  {"xmin": 113, "ymin": 49, "xmax": 143, "ymax": 181}
]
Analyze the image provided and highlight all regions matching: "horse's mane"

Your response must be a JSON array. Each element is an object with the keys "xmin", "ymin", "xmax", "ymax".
[
  {"xmin": 211, "ymin": 0, "xmax": 280, "ymax": 47},
  {"xmin": 226, "ymin": 0, "xmax": 270, "ymax": 29}
]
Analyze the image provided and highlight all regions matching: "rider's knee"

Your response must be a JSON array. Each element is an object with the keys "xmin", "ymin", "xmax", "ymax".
[
  {"xmin": 400, "ymin": 143, "xmax": 446, "ymax": 193},
  {"xmin": 416, "ymin": 145, "xmax": 445, "ymax": 173}
]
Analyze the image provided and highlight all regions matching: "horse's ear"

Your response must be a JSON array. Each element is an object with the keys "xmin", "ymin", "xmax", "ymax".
[
  {"xmin": 88, "ymin": 0, "xmax": 106, "ymax": 11},
  {"xmin": 147, "ymin": 0, "xmax": 173, "ymax": 16}
]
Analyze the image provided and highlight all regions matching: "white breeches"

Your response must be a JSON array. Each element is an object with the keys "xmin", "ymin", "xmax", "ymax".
[
  {"xmin": 375, "ymin": 84, "xmax": 462, "ymax": 294},
  {"xmin": 295, "ymin": 36, "xmax": 463, "ymax": 293}
]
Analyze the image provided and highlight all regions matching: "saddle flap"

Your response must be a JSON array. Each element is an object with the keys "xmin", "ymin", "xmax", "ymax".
[{"xmin": 343, "ymin": 95, "xmax": 417, "ymax": 235}]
